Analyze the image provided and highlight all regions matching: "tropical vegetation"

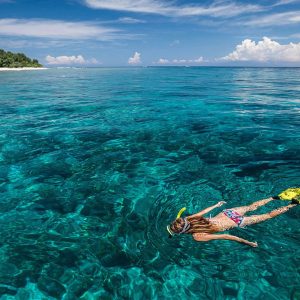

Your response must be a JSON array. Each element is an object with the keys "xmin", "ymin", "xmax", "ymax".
[{"xmin": 0, "ymin": 49, "xmax": 42, "ymax": 68}]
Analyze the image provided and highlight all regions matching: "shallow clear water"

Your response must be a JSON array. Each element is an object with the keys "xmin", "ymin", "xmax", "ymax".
[{"xmin": 0, "ymin": 67, "xmax": 299, "ymax": 299}]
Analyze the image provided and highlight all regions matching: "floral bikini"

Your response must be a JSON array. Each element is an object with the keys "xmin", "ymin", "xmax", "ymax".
[{"xmin": 223, "ymin": 209, "xmax": 244, "ymax": 227}]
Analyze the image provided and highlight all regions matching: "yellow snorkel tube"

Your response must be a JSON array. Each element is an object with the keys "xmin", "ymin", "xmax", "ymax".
[
  {"xmin": 167, "ymin": 207, "xmax": 186, "ymax": 238},
  {"xmin": 176, "ymin": 207, "xmax": 186, "ymax": 219}
]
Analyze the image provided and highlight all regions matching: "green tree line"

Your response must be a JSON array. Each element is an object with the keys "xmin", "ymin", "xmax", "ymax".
[{"xmin": 0, "ymin": 49, "xmax": 43, "ymax": 68}]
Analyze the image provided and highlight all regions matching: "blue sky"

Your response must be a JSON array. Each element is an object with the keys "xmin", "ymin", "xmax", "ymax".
[{"xmin": 1, "ymin": 0, "xmax": 300, "ymax": 66}]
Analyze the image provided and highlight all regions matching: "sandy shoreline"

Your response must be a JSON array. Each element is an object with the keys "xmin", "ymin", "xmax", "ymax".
[{"xmin": 0, "ymin": 67, "xmax": 48, "ymax": 72}]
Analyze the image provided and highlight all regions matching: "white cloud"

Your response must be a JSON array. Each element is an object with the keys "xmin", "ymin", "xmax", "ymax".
[
  {"xmin": 83, "ymin": 0, "xmax": 262, "ymax": 18},
  {"xmin": 156, "ymin": 57, "xmax": 204, "ymax": 65},
  {"xmin": 173, "ymin": 59, "xmax": 187, "ymax": 63},
  {"xmin": 244, "ymin": 11, "xmax": 300, "ymax": 26},
  {"xmin": 0, "ymin": 18, "xmax": 121, "ymax": 40},
  {"xmin": 222, "ymin": 37, "xmax": 300, "ymax": 62},
  {"xmin": 273, "ymin": 0, "xmax": 300, "ymax": 6},
  {"xmin": 46, "ymin": 55, "xmax": 85, "ymax": 65},
  {"xmin": 170, "ymin": 40, "xmax": 180, "ymax": 47},
  {"xmin": 117, "ymin": 17, "xmax": 146, "ymax": 24},
  {"xmin": 194, "ymin": 57, "xmax": 204, "ymax": 63},
  {"xmin": 128, "ymin": 52, "xmax": 141, "ymax": 64},
  {"xmin": 88, "ymin": 58, "xmax": 100, "ymax": 64},
  {"xmin": 0, "ymin": 38, "xmax": 65, "ymax": 49},
  {"xmin": 45, "ymin": 55, "xmax": 99, "ymax": 65},
  {"xmin": 157, "ymin": 58, "xmax": 169, "ymax": 64}
]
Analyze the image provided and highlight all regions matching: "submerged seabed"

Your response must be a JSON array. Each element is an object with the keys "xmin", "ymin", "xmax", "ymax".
[{"xmin": 0, "ymin": 67, "xmax": 299, "ymax": 299}]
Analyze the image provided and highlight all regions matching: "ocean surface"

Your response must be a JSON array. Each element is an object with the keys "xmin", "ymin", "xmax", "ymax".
[{"xmin": 0, "ymin": 67, "xmax": 299, "ymax": 300}]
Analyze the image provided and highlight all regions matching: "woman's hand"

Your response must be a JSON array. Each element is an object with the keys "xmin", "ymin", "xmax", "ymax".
[
  {"xmin": 248, "ymin": 241, "xmax": 258, "ymax": 247},
  {"xmin": 216, "ymin": 201, "xmax": 226, "ymax": 207}
]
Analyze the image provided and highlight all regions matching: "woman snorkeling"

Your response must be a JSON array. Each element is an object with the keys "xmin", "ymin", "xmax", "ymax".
[{"xmin": 167, "ymin": 188, "xmax": 300, "ymax": 247}]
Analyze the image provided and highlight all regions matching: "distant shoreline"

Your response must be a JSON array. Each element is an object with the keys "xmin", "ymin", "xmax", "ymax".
[{"xmin": 0, "ymin": 67, "xmax": 48, "ymax": 72}]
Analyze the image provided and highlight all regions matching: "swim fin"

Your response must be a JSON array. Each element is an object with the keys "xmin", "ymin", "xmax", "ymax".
[{"xmin": 277, "ymin": 187, "xmax": 300, "ymax": 201}]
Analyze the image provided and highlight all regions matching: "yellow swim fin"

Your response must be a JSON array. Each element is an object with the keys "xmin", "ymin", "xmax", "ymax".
[{"xmin": 278, "ymin": 187, "xmax": 300, "ymax": 201}]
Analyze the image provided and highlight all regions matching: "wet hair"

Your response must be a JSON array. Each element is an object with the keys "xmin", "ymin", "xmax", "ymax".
[{"xmin": 170, "ymin": 216, "xmax": 217, "ymax": 234}]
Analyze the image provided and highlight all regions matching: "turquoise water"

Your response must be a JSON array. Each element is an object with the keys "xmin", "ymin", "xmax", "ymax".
[{"xmin": 0, "ymin": 67, "xmax": 299, "ymax": 299}]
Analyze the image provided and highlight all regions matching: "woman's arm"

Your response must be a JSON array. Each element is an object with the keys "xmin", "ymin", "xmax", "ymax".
[
  {"xmin": 194, "ymin": 233, "xmax": 258, "ymax": 247},
  {"xmin": 188, "ymin": 201, "xmax": 226, "ymax": 218}
]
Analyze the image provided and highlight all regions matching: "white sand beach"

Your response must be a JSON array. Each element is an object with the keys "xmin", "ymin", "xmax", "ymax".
[{"xmin": 0, "ymin": 67, "xmax": 48, "ymax": 72}]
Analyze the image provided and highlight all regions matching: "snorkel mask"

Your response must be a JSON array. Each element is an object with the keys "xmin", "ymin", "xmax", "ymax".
[{"xmin": 167, "ymin": 207, "xmax": 187, "ymax": 238}]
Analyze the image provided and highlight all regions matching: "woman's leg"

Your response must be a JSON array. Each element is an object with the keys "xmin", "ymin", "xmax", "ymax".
[
  {"xmin": 241, "ymin": 203, "xmax": 296, "ymax": 226},
  {"xmin": 231, "ymin": 197, "xmax": 275, "ymax": 215}
]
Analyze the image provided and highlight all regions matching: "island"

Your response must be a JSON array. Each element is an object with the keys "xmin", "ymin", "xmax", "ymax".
[{"xmin": 0, "ymin": 49, "xmax": 43, "ymax": 69}]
